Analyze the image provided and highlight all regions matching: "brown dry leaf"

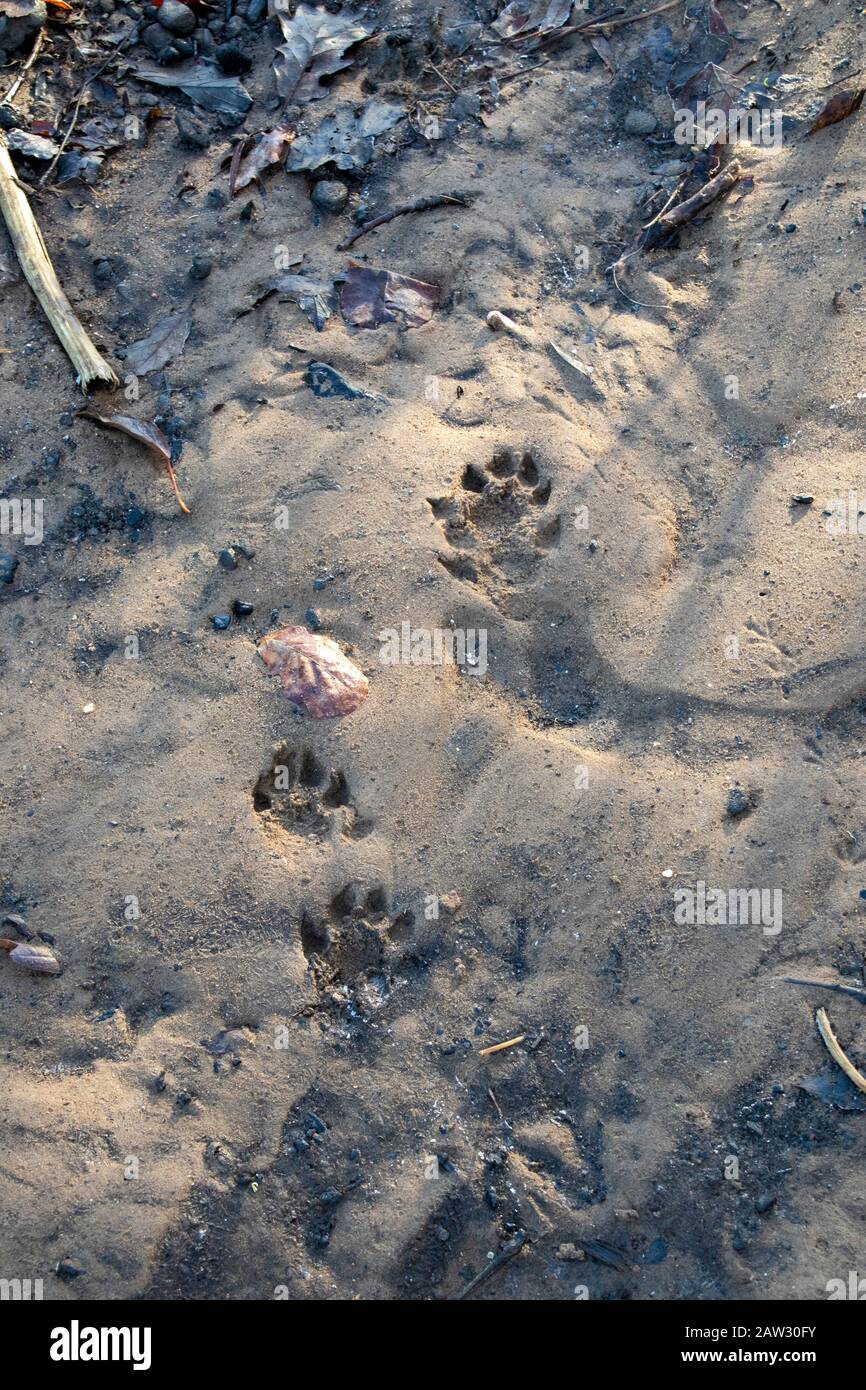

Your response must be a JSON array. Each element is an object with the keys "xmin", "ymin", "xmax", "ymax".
[
  {"xmin": 492, "ymin": 0, "xmax": 572, "ymax": 39},
  {"xmin": 340, "ymin": 264, "xmax": 440, "ymax": 329},
  {"xmin": 272, "ymin": 2, "xmax": 374, "ymax": 104},
  {"xmin": 807, "ymin": 88, "xmax": 865, "ymax": 134},
  {"xmin": 230, "ymin": 123, "xmax": 294, "ymax": 195},
  {"xmin": 258, "ymin": 625, "xmax": 368, "ymax": 717},
  {"xmin": 78, "ymin": 410, "xmax": 190, "ymax": 514}
]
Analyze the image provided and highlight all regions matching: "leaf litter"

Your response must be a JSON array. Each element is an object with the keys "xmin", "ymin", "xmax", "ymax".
[
  {"xmin": 272, "ymin": 1, "xmax": 374, "ymax": 104},
  {"xmin": 257, "ymin": 625, "xmax": 369, "ymax": 717},
  {"xmin": 78, "ymin": 409, "xmax": 190, "ymax": 514},
  {"xmin": 339, "ymin": 264, "xmax": 440, "ymax": 329}
]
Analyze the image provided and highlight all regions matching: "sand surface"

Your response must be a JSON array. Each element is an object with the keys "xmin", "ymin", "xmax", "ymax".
[{"xmin": 1, "ymin": 0, "xmax": 866, "ymax": 1300}]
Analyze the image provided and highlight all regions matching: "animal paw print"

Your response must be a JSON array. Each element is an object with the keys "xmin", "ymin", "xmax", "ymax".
[
  {"xmin": 429, "ymin": 447, "xmax": 560, "ymax": 600},
  {"xmin": 252, "ymin": 743, "xmax": 370, "ymax": 843},
  {"xmin": 299, "ymin": 883, "xmax": 412, "ymax": 1008}
]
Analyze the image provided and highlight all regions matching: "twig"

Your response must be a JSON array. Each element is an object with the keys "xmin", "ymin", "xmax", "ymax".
[
  {"xmin": 40, "ymin": 30, "xmax": 133, "ymax": 187},
  {"xmin": 581, "ymin": 0, "xmax": 683, "ymax": 32},
  {"xmin": 640, "ymin": 158, "xmax": 742, "ymax": 250},
  {"xmin": 1, "ymin": 29, "xmax": 45, "ymax": 107},
  {"xmin": 782, "ymin": 976, "xmax": 866, "ymax": 1005},
  {"xmin": 337, "ymin": 194, "xmax": 468, "ymax": 251},
  {"xmin": 479, "ymin": 1033, "xmax": 525, "ymax": 1057},
  {"xmin": 426, "ymin": 60, "xmax": 459, "ymax": 94},
  {"xmin": 454, "ymin": 1231, "xmax": 527, "ymax": 1300},
  {"xmin": 0, "ymin": 135, "xmax": 118, "ymax": 388},
  {"xmin": 816, "ymin": 1007, "xmax": 866, "ymax": 1094}
]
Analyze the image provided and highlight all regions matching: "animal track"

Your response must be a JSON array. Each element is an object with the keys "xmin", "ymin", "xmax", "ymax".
[
  {"xmin": 252, "ymin": 743, "xmax": 371, "ymax": 842},
  {"xmin": 299, "ymin": 884, "xmax": 413, "ymax": 1009},
  {"xmin": 428, "ymin": 447, "xmax": 560, "ymax": 604}
]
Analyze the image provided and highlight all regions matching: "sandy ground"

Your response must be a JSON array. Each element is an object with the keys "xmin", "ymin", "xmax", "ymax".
[{"xmin": 1, "ymin": 0, "xmax": 866, "ymax": 1301}]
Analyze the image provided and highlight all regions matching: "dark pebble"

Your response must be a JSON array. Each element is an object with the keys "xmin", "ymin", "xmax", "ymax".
[
  {"xmin": 304, "ymin": 607, "xmax": 322, "ymax": 631},
  {"xmin": 0, "ymin": 554, "xmax": 19, "ymax": 584},
  {"xmin": 727, "ymin": 788, "xmax": 751, "ymax": 817},
  {"xmin": 215, "ymin": 42, "xmax": 252, "ymax": 75},
  {"xmin": 190, "ymin": 255, "xmax": 213, "ymax": 280},
  {"xmin": 212, "ymin": 614, "xmax": 231, "ymax": 630},
  {"xmin": 158, "ymin": 0, "xmax": 197, "ymax": 35},
  {"xmin": 319, "ymin": 1187, "xmax": 343, "ymax": 1206},
  {"xmin": 55, "ymin": 1261, "xmax": 84, "ymax": 1280},
  {"xmin": 176, "ymin": 109, "xmax": 211, "ymax": 148},
  {"xmin": 2, "ymin": 913, "xmax": 32, "ymax": 940},
  {"xmin": 232, "ymin": 600, "xmax": 254, "ymax": 617},
  {"xmin": 217, "ymin": 547, "xmax": 238, "ymax": 570},
  {"xmin": 755, "ymin": 1193, "xmax": 776, "ymax": 1215},
  {"xmin": 0, "ymin": 104, "xmax": 21, "ymax": 131}
]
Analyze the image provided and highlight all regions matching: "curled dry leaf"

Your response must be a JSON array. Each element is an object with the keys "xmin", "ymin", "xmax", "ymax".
[
  {"xmin": 0, "ymin": 938, "xmax": 62, "ymax": 974},
  {"xmin": 492, "ymin": 0, "xmax": 572, "ymax": 39},
  {"xmin": 257, "ymin": 625, "xmax": 368, "ymax": 717},
  {"xmin": 230, "ymin": 122, "xmax": 294, "ymax": 195},
  {"xmin": 272, "ymin": 1, "xmax": 374, "ymax": 104},
  {"xmin": 78, "ymin": 409, "xmax": 190, "ymax": 514},
  {"xmin": 340, "ymin": 264, "xmax": 440, "ymax": 329},
  {"xmin": 807, "ymin": 88, "xmax": 865, "ymax": 134}
]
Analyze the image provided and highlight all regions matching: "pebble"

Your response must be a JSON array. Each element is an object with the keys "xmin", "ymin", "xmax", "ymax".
[
  {"xmin": 755, "ymin": 1193, "xmax": 776, "ymax": 1215},
  {"xmin": 212, "ymin": 614, "xmax": 231, "ymax": 630},
  {"xmin": 232, "ymin": 600, "xmax": 254, "ymax": 617},
  {"xmin": 0, "ymin": 104, "xmax": 21, "ymax": 131},
  {"xmin": 311, "ymin": 180, "xmax": 348, "ymax": 214},
  {"xmin": 727, "ymin": 788, "xmax": 751, "ymax": 817},
  {"xmin": 190, "ymin": 255, "xmax": 213, "ymax": 280},
  {"xmin": 215, "ymin": 42, "xmax": 252, "ymax": 75},
  {"xmin": 217, "ymin": 547, "xmax": 238, "ymax": 570},
  {"xmin": 624, "ymin": 108, "xmax": 658, "ymax": 136},
  {"xmin": 304, "ymin": 607, "xmax": 322, "ymax": 631},
  {"xmin": 158, "ymin": 0, "xmax": 197, "ymax": 35}
]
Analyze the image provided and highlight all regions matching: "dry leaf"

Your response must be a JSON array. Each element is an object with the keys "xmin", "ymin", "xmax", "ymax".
[
  {"xmin": 807, "ymin": 88, "xmax": 865, "ymax": 134},
  {"xmin": 272, "ymin": 1, "xmax": 374, "ymax": 103},
  {"xmin": 258, "ymin": 625, "xmax": 368, "ymax": 717},
  {"xmin": 136, "ymin": 62, "xmax": 252, "ymax": 115},
  {"xmin": 491, "ymin": 0, "xmax": 572, "ymax": 39},
  {"xmin": 0, "ymin": 940, "xmax": 62, "ymax": 974},
  {"xmin": 230, "ymin": 122, "xmax": 294, "ymax": 195},
  {"xmin": 340, "ymin": 264, "xmax": 440, "ymax": 329},
  {"xmin": 124, "ymin": 309, "xmax": 191, "ymax": 376},
  {"xmin": 78, "ymin": 410, "xmax": 190, "ymax": 514},
  {"xmin": 284, "ymin": 100, "xmax": 404, "ymax": 172}
]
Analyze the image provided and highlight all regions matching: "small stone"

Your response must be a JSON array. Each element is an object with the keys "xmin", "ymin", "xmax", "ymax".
[
  {"xmin": 212, "ymin": 614, "xmax": 231, "ymax": 630},
  {"xmin": 726, "ymin": 788, "xmax": 752, "ymax": 817},
  {"xmin": 175, "ymin": 111, "xmax": 211, "ymax": 150},
  {"xmin": 304, "ymin": 607, "xmax": 322, "ymax": 631},
  {"xmin": 439, "ymin": 892, "xmax": 462, "ymax": 916},
  {"xmin": 0, "ymin": 553, "xmax": 18, "ymax": 584},
  {"xmin": 556, "ymin": 1242, "xmax": 586, "ymax": 1261},
  {"xmin": 158, "ymin": 0, "xmax": 197, "ymax": 35},
  {"xmin": 232, "ymin": 600, "xmax": 254, "ymax": 617},
  {"xmin": 0, "ymin": 104, "xmax": 21, "ymax": 131},
  {"xmin": 755, "ymin": 1193, "xmax": 776, "ymax": 1215},
  {"xmin": 215, "ymin": 41, "xmax": 252, "ymax": 75},
  {"xmin": 624, "ymin": 108, "xmax": 658, "ymax": 136},
  {"xmin": 218, "ymin": 547, "xmax": 238, "ymax": 570},
  {"xmin": 190, "ymin": 255, "xmax": 213, "ymax": 280},
  {"xmin": 311, "ymin": 179, "xmax": 348, "ymax": 214},
  {"xmin": 319, "ymin": 1187, "xmax": 343, "ymax": 1206}
]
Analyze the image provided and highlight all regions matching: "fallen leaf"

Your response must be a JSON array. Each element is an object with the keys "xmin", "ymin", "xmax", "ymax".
[
  {"xmin": 6, "ymin": 129, "xmax": 61, "ymax": 159},
  {"xmin": 78, "ymin": 410, "xmax": 190, "ymax": 514},
  {"xmin": 340, "ymin": 264, "xmax": 440, "ymax": 329},
  {"xmin": 548, "ymin": 339, "xmax": 593, "ymax": 376},
  {"xmin": 257, "ymin": 625, "xmax": 368, "ymax": 717},
  {"xmin": 135, "ymin": 62, "xmax": 252, "ymax": 115},
  {"xmin": 492, "ymin": 0, "xmax": 572, "ymax": 39},
  {"xmin": 252, "ymin": 272, "xmax": 336, "ymax": 329},
  {"xmin": 230, "ymin": 122, "xmax": 294, "ymax": 194},
  {"xmin": 272, "ymin": 1, "xmax": 374, "ymax": 103},
  {"xmin": 800, "ymin": 1070, "xmax": 866, "ymax": 1112},
  {"xmin": 588, "ymin": 35, "xmax": 616, "ymax": 73},
  {"xmin": 305, "ymin": 360, "xmax": 376, "ymax": 400},
  {"xmin": 124, "ymin": 309, "xmax": 191, "ymax": 376},
  {"xmin": 285, "ymin": 100, "xmax": 405, "ymax": 172},
  {"xmin": 8, "ymin": 942, "xmax": 62, "ymax": 974},
  {"xmin": 807, "ymin": 87, "xmax": 865, "ymax": 134}
]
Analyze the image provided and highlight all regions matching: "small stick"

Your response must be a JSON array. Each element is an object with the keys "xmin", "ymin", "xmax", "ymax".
[
  {"xmin": 479, "ymin": 1033, "xmax": 525, "ymax": 1057},
  {"xmin": 781, "ymin": 976, "xmax": 866, "ymax": 1005},
  {"xmin": 0, "ymin": 135, "xmax": 118, "ymax": 389},
  {"xmin": 426, "ymin": 61, "xmax": 459, "ymax": 94},
  {"xmin": 816, "ymin": 1007, "xmax": 866, "ymax": 1094},
  {"xmin": 487, "ymin": 1087, "xmax": 503, "ymax": 1120},
  {"xmin": 337, "ymin": 194, "xmax": 468, "ymax": 251},
  {"xmin": 455, "ymin": 1231, "xmax": 527, "ymax": 1300},
  {"xmin": 581, "ymin": 0, "xmax": 683, "ymax": 32},
  {"xmin": 1, "ymin": 29, "xmax": 45, "ymax": 106},
  {"xmin": 640, "ymin": 158, "xmax": 742, "ymax": 250}
]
